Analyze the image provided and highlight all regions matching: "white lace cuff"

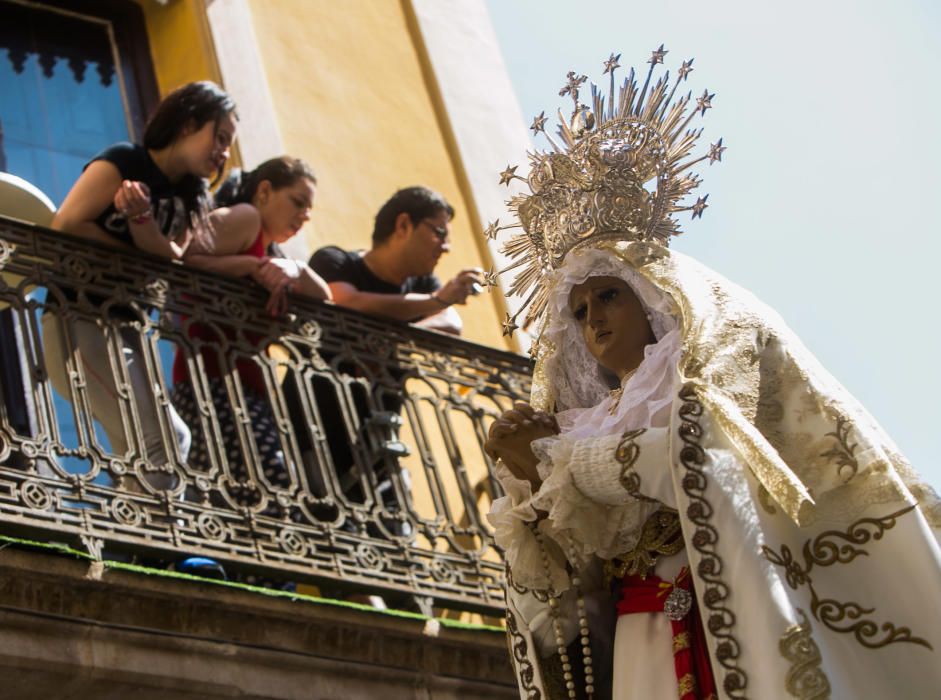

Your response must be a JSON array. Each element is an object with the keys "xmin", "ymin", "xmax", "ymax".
[
  {"xmin": 530, "ymin": 434, "xmax": 661, "ymax": 564},
  {"xmin": 488, "ymin": 460, "xmax": 570, "ymax": 592},
  {"xmin": 569, "ymin": 427, "xmax": 675, "ymax": 507}
]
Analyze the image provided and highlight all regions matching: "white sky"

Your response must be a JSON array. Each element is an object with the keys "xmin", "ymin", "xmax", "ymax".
[{"xmin": 486, "ymin": 0, "xmax": 941, "ymax": 488}]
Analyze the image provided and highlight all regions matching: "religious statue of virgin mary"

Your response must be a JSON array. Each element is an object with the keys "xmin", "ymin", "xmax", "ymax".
[{"xmin": 484, "ymin": 47, "xmax": 941, "ymax": 700}]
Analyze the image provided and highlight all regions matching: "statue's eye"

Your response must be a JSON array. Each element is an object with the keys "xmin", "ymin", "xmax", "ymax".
[
  {"xmin": 600, "ymin": 288, "xmax": 619, "ymax": 302},
  {"xmin": 573, "ymin": 304, "xmax": 587, "ymax": 321}
]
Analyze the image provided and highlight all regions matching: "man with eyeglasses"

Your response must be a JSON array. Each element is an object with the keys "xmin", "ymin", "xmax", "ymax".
[
  {"xmin": 298, "ymin": 187, "xmax": 481, "ymax": 550},
  {"xmin": 309, "ymin": 185, "xmax": 482, "ymax": 335}
]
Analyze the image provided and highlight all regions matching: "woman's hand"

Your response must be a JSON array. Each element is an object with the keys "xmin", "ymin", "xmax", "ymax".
[
  {"xmin": 485, "ymin": 402, "xmax": 559, "ymax": 490},
  {"xmin": 252, "ymin": 258, "xmax": 302, "ymax": 316},
  {"xmin": 114, "ymin": 180, "xmax": 152, "ymax": 220},
  {"xmin": 115, "ymin": 179, "xmax": 189, "ymax": 260}
]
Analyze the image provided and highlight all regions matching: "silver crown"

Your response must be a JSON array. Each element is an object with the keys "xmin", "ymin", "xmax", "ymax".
[{"xmin": 486, "ymin": 47, "xmax": 725, "ymax": 335}]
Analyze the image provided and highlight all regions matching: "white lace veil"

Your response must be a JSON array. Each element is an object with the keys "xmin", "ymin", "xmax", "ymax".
[{"xmin": 537, "ymin": 247, "xmax": 682, "ymax": 436}]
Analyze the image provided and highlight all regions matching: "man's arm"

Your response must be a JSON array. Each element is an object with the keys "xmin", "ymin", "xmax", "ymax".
[{"xmin": 327, "ymin": 281, "xmax": 449, "ymax": 322}]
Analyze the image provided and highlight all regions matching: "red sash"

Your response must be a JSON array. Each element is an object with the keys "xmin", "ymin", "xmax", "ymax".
[{"xmin": 616, "ymin": 567, "xmax": 717, "ymax": 700}]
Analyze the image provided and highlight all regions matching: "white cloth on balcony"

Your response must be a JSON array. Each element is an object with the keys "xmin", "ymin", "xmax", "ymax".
[{"xmin": 41, "ymin": 312, "xmax": 190, "ymax": 491}]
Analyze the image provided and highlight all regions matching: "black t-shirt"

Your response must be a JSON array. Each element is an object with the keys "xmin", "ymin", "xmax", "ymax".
[
  {"xmin": 298, "ymin": 246, "xmax": 436, "ymax": 454},
  {"xmin": 309, "ymin": 246, "xmax": 440, "ymax": 297},
  {"xmin": 54, "ymin": 143, "xmax": 189, "ymax": 314},
  {"xmin": 89, "ymin": 142, "xmax": 189, "ymax": 246}
]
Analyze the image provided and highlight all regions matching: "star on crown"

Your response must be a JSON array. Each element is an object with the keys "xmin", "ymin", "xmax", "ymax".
[
  {"xmin": 498, "ymin": 165, "xmax": 520, "ymax": 186},
  {"xmin": 649, "ymin": 44, "xmax": 668, "ymax": 64},
  {"xmin": 603, "ymin": 53, "xmax": 621, "ymax": 74},
  {"xmin": 530, "ymin": 112, "xmax": 548, "ymax": 133}
]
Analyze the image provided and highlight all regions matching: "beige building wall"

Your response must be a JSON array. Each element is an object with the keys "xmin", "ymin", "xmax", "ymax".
[
  {"xmin": 140, "ymin": 0, "xmax": 528, "ymax": 350},
  {"xmin": 239, "ymin": 0, "xmax": 514, "ymax": 350}
]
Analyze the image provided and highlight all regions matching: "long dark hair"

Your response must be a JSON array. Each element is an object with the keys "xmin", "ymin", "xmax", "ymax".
[
  {"xmin": 215, "ymin": 156, "xmax": 317, "ymax": 208},
  {"xmin": 214, "ymin": 156, "xmax": 317, "ymax": 256},
  {"xmin": 143, "ymin": 81, "xmax": 237, "ymax": 227}
]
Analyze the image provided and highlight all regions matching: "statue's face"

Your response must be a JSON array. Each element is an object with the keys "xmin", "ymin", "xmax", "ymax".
[{"xmin": 568, "ymin": 276, "xmax": 653, "ymax": 379}]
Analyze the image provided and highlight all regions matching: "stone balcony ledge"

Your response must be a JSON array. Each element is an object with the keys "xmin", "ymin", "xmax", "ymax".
[{"xmin": 0, "ymin": 541, "xmax": 517, "ymax": 699}]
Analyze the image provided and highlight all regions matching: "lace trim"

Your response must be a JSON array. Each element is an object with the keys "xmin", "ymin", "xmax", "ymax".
[
  {"xmin": 538, "ymin": 247, "xmax": 679, "ymax": 412},
  {"xmin": 532, "ymin": 435, "xmax": 659, "ymax": 564}
]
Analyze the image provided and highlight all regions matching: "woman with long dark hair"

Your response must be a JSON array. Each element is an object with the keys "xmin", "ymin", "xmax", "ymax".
[
  {"xmin": 53, "ymin": 80, "xmax": 236, "ymax": 257},
  {"xmin": 186, "ymin": 155, "xmax": 331, "ymax": 311},
  {"xmin": 45, "ymin": 81, "xmax": 238, "ymax": 491},
  {"xmin": 171, "ymin": 156, "xmax": 330, "ymax": 515}
]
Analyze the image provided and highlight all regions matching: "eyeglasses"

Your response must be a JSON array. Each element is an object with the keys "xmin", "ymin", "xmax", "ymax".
[{"xmin": 421, "ymin": 220, "xmax": 449, "ymax": 242}]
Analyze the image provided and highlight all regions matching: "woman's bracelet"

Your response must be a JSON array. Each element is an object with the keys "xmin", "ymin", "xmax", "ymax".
[{"xmin": 129, "ymin": 210, "xmax": 153, "ymax": 225}]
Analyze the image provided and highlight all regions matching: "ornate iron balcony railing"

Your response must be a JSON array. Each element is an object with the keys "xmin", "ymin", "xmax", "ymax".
[{"xmin": 0, "ymin": 215, "xmax": 530, "ymax": 614}]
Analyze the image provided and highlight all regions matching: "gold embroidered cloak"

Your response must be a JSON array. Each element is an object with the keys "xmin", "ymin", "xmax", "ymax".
[{"xmin": 502, "ymin": 241, "xmax": 941, "ymax": 699}]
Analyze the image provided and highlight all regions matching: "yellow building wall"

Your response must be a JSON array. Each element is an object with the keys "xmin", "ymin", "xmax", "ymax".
[
  {"xmin": 134, "ymin": 0, "xmax": 243, "ymax": 166},
  {"xmin": 134, "ymin": 0, "xmax": 508, "ymax": 351},
  {"xmin": 134, "ymin": 0, "xmax": 507, "ymax": 350},
  {"xmin": 135, "ymin": 0, "xmax": 218, "ymax": 94},
  {"xmin": 245, "ymin": 0, "xmax": 509, "ymax": 351}
]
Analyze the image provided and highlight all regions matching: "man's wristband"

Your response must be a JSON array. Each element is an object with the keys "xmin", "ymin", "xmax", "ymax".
[{"xmin": 129, "ymin": 210, "xmax": 153, "ymax": 225}]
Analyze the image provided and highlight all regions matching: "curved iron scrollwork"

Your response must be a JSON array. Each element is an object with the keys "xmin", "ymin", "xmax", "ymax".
[{"xmin": 0, "ymin": 216, "xmax": 531, "ymax": 614}]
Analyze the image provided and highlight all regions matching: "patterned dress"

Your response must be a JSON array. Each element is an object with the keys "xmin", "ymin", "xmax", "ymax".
[{"xmin": 170, "ymin": 230, "xmax": 296, "ymax": 519}]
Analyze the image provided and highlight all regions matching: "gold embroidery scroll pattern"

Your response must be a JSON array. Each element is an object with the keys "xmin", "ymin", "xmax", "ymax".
[
  {"xmin": 678, "ymin": 385, "xmax": 748, "ymax": 698},
  {"xmin": 757, "ymin": 484, "xmax": 778, "ymax": 516},
  {"xmin": 762, "ymin": 505, "xmax": 931, "ymax": 650},
  {"xmin": 505, "ymin": 601, "xmax": 542, "ymax": 699},
  {"xmin": 673, "ymin": 631, "xmax": 691, "ymax": 654},
  {"xmin": 616, "ymin": 428, "xmax": 657, "ymax": 502},
  {"xmin": 820, "ymin": 415, "xmax": 858, "ymax": 481},
  {"xmin": 604, "ymin": 507, "xmax": 685, "ymax": 583},
  {"xmin": 780, "ymin": 610, "xmax": 831, "ymax": 700},
  {"xmin": 677, "ymin": 672, "xmax": 697, "ymax": 697}
]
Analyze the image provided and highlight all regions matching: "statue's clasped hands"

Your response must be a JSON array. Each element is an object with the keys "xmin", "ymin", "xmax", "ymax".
[{"xmin": 485, "ymin": 402, "xmax": 560, "ymax": 490}]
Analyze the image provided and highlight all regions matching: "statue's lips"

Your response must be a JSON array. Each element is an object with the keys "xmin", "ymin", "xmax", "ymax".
[{"xmin": 595, "ymin": 330, "xmax": 613, "ymax": 343}]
